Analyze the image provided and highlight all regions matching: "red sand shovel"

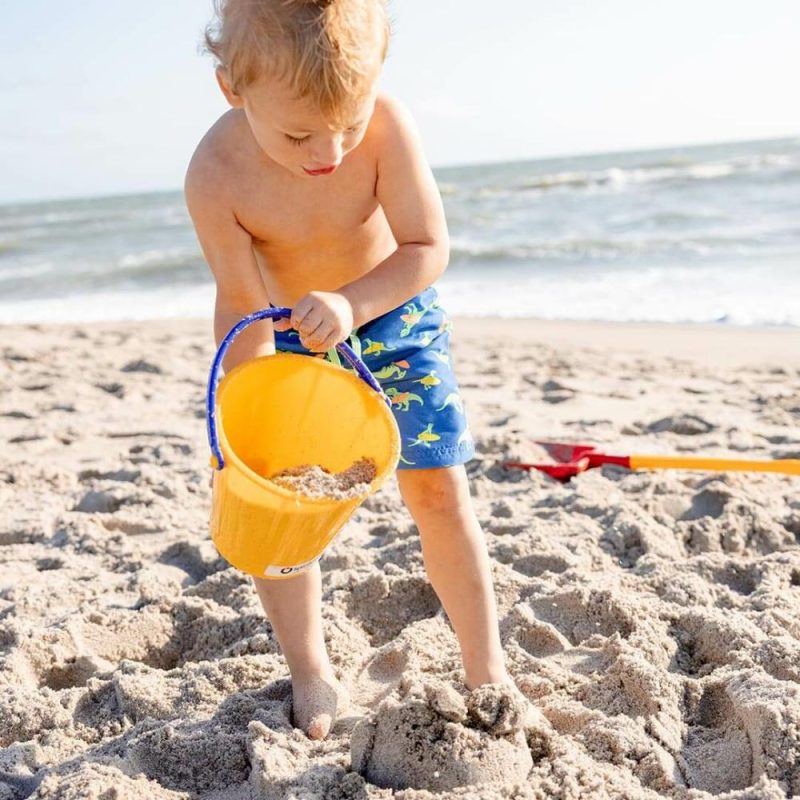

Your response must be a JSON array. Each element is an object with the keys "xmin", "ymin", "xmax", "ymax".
[{"xmin": 503, "ymin": 440, "xmax": 800, "ymax": 482}]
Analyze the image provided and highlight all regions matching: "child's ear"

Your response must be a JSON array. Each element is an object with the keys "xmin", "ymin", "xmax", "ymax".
[{"xmin": 215, "ymin": 67, "xmax": 243, "ymax": 108}]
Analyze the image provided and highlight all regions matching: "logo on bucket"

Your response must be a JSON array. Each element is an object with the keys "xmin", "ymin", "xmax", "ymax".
[{"xmin": 264, "ymin": 556, "xmax": 320, "ymax": 577}]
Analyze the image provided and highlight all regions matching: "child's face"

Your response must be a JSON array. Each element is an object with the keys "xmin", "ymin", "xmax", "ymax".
[{"xmin": 217, "ymin": 69, "xmax": 377, "ymax": 178}]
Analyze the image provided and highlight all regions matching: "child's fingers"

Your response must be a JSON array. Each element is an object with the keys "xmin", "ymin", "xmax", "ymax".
[
  {"xmin": 290, "ymin": 298, "xmax": 314, "ymax": 330},
  {"xmin": 272, "ymin": 317, "xmax": 293, "ymax": 332},
  {"xmin": 299, "ymin": 312, "xmax": 325, "ymax": 336},
  {"xmin": 299, "ymin": 317, "xmax": 327, "ymax": 347},
  {"xmin": 310, "ymin": 325, "xmax": 339, "ymax": 352}
]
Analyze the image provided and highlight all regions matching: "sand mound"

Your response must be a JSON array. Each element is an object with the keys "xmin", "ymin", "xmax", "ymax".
[{"xmin": 350, "ymin": 680, "xmax": 541, "ymax": 791}]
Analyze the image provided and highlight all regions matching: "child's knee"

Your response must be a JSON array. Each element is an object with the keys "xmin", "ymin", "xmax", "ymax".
[{"xmin": 397, "ymin": 464, "xmax": 468, "ymax": 510}]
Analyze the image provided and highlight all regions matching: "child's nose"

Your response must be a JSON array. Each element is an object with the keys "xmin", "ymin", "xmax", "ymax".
[{"xmin": 311, "ymin": 135, "xmax": 344, "ymax": 168}]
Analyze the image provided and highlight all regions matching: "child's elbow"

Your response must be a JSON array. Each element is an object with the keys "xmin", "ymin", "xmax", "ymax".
[
  {"xmin": 430, "ymin": 236, "xmax": 450, "ymax": 278},
  {"xmin": 403, "ymin": 235, "xmax": 449, "ymax": 279}
]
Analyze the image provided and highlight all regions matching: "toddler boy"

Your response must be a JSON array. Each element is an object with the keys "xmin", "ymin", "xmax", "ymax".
[{"xmin": 186, "ymin": 0, "xmax": 512, "ymax": 740}]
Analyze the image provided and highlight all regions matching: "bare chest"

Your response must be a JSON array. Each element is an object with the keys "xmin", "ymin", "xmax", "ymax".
[
  {"xmin": 227, "ymin": 146, "xmax": 395, "ymax": 305},
  {"xmin": 233, "ymin": 151, "xmax": 381, "ymax": 250}
]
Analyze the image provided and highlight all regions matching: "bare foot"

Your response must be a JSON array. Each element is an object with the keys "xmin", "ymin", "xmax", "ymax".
[
  {"xmin": 291, "ymin": 671, "xmax": 350, "ymax": 740},
  {"xmin": 464, "ymin": 668, "xmax": 513, "ymax": 692},
  {"xmin": 465, "ymin": 677, "xmax": 552, "ymax": 736}
]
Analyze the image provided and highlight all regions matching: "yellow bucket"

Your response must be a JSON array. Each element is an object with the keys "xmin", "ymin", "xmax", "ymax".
[{"xmin": 206, "ymin": 307, "xmax": 400, "ymax": 579}]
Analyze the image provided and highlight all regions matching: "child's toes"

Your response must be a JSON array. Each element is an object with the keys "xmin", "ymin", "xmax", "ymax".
[
  {"xmin": 306, "ymin": 711, "xmax": 334, "ymax": 740},
  {"xmin": 291, "ymin": 675, "xmax": 349, "ymax": 741}
]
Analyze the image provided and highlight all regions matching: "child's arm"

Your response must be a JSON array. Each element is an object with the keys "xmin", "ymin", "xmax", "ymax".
[
  {"xmin": 338, "ymin": 95, "xmax": 450, "ymax": 325},
  {"xmin": 185, "ymin": 153, "xmax": 276, "ymax": 374},
  {"xmin": 288, "ymin": 97, "xmax": 448, "ymax": 352}
]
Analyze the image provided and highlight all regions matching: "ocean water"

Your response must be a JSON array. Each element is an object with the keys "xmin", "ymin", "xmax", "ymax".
[{"xmin": 1, "ymin": 136, "xmax": 798, "ymax": 326}]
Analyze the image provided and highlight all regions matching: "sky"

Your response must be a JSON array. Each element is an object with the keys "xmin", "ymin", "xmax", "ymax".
[{"xmin": 1, "ymin": 0, "xmax": 799, "ymax": 204}]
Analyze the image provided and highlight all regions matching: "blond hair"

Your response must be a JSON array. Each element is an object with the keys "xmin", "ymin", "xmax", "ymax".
[{"xmin": 204, "ymin": 0, "xmax": 391, "ymax": 128}]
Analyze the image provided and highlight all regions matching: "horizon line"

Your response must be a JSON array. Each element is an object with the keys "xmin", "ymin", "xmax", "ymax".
[{"xmin": 2, "ymin": 130, "xmax": 797, "ymax": 208}]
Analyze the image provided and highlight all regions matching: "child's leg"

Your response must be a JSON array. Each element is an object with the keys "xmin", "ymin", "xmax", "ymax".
[
  {"xmin": 252, "ymin": 564, "xmax": 347, "ymax": 739},
  {"xmin": 396, "ymin": 464, "xmax": 511, "ymax": 689}
]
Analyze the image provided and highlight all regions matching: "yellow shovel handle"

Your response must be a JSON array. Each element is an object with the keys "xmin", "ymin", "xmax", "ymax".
[{"xmin": 629, "ymin": 455, "xmax": 800, "ymax": 476}]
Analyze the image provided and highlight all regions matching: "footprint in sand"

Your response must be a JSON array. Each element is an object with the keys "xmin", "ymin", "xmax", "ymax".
[
  {"xmin": 541, "ymin": 379, "xmax": 577, "ymax": 404},
  {"xmin": 679, "ymin": 679, "xmax": 755, "ymax": 794},
  {"xmin": 121, "ymin": 359, "xmax": 163, "ymax": 375},
  {"xmin": 646, "ymin": 413, "xmax": 716, "ymax": 435},
  {"xmin": 94, "ymin": 381, "xmax": 126, "ymax": 398},
  {"xmin": 667, "ymin": 608, "xmax": 761, "ymax": 679},
  {"xmin": 526, "ymin": 587, "xmax": 637, "ymax": 647},
  {"xmin": 73, "ymin": 489, "xmax": 124, "ymax": 514},
  {"xmin": 346, "ymin": 573, "xmax": 441, "ymax": 646}
]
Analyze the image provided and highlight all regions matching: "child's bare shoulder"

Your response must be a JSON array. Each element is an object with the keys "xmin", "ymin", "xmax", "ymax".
[
  {"xmin": 370, "ymin": 93, "xmax": 421, "ymax": 150},
  {"xmin": 185, "ymin": 110, "xmax": 253, "ymax": 200}
]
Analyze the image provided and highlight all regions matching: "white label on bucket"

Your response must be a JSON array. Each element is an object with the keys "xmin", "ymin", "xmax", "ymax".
[{"xmin": 264, "ymin": 556, "xmax": 320, "ymax": 578}]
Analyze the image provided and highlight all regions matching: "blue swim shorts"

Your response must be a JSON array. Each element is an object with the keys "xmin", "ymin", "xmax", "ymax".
[{"xmin": 272, "ymin": 285, "xmax": 475, "ymax": 470}]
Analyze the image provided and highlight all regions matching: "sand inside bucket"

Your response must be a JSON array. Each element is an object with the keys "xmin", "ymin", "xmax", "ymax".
[{"xmin": 266, "ymin": 457, "xmax": 377, "ymax": 500}]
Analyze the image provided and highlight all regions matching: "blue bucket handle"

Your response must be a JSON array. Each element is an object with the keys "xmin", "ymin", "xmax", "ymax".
[{"xmin": 206, "ymin": 306, "xmax": 389, "ymax": 471}]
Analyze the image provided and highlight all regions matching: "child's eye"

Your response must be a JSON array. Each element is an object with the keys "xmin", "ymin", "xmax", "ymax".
[{"xmin": 285, "ymin": 134, "xmax": 309, "ymax": 146}]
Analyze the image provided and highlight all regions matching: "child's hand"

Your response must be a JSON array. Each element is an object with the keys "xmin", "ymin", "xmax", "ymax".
[{"xmin": 289, "ymin": 291, "xmax": 355, "ymax": 353}]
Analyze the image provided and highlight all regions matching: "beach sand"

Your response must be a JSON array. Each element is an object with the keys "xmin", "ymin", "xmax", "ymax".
[{"xmin": 1, "ymin": 316, "xmax": 799, "ymax": 799}]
